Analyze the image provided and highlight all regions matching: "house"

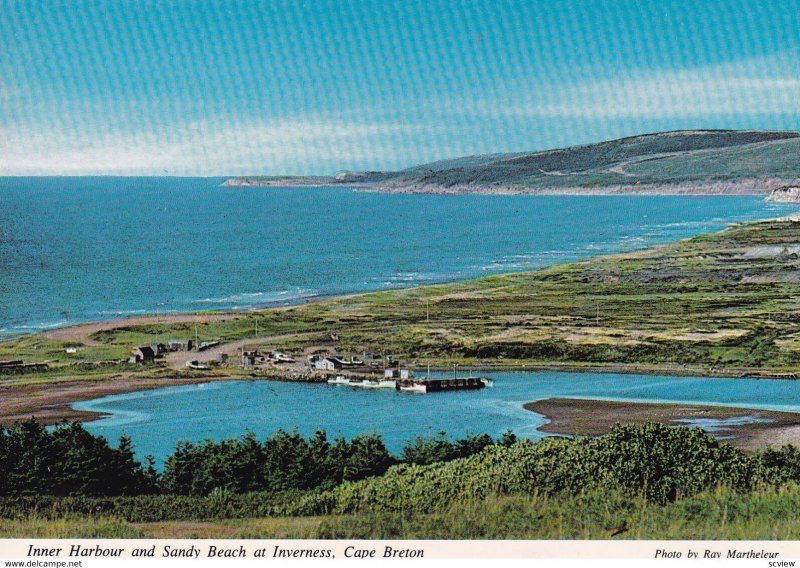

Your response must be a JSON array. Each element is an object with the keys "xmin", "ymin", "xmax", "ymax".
[
  {"xmin": 129, "ymin": 346, "xmax": 156, "ymax": 364},
  {"xmin": 315, "ymin": 357, "xmax": 346, "ymax": 371},
  {"xmin": 167, "ymin": 339, "xmax": 193, "ymax": 351},
  {"xmin": 150, "ymin": 343, "xmax": 167, "ymax": 356},
  {"xmin": 242, "ymin": 350, "xmax": 266, "ymax": 366},
  {"xmin": 385, "ymin": 367, "xmax": 413, "ymax": 379}
]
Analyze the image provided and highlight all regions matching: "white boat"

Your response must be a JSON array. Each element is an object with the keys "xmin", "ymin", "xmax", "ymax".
[
  {"xmin": 397, "ymin": 382, "xmax": 428, "ymax": 393},
  {"xmin": 327, "ymin": 375, "xmax": 351, "ymax": 385},
  {"xmin": 361, "ymin": 379, "xmax": 396, "ymax": 389}
]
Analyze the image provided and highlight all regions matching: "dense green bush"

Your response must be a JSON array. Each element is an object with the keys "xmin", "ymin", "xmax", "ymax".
[
  {"xmin": 161, "ymin": 430, "xmax": 397, "ymax": 495},
  {"xmin": 8, "ymin": 418, "xmax": 800, "ymax": 521},
  {"xmin": 291, "ymin": 423, "xmax": 787, "ymax": 515},
  {"xmin": 0, "ymin": 420, "xmax": 157, "ymax": 497},
  {"xmin": 402, "ymin": 431, "xmax": 500, "ymax": 465}
]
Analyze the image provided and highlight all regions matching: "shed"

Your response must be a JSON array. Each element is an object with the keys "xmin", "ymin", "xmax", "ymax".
[{"xmin": 129, "ymin": 346, "xmax": 156, "ymax": 364}]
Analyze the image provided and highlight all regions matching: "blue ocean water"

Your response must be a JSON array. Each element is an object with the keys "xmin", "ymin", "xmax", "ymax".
[
  {"xmin": 0, "ymin": 177, "xmax": 796, "ymax": 336},
  {"xmin": 76, "ymin": 372, "xmax": 800, "ymax": 465}
]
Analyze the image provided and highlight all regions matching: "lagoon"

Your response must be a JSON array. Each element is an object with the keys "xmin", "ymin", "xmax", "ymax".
[{"xmin": 75, "ymin": 372, "xmax": 800, "ymax": 465}]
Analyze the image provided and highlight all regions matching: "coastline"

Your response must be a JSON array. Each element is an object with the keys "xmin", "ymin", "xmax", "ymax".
[
  {"xmin": 0, "ymin": 375, "xmax": 218, "ymax": 426},
  {"xmin": 5, "ymin": 215, "xmax": 800, "ymax": 428},
  {"xmin": 524, "ymin": 398, "xmax": 800, "ymax": 450},
  {"xmin": 221, "ymin": 177, "xmax": 800, "ymax": 201}
]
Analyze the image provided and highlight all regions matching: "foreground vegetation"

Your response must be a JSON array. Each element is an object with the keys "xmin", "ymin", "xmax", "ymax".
[
  {"xmin": 8, "ymin": 488, "xmax": 800, "ymax": 539},
  {"xmin": 6, "ymin": 421, "xmax": 800, "ymax": 538},
  {"xmin": 0, "ymin": 419, "xmax": 508, "ymax": 498}
]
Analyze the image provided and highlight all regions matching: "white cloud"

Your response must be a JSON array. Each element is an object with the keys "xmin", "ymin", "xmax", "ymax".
[
  {"xmin": 466, "ymin": 53, "xmax": 800, "ymax": 120},
  {"xmin": 0, "ymin": 117, "xmax": 425, "ymax": 175},
  {"xmin": 2, "ymin": 53, "xmax": 796, "ymax": 175}
]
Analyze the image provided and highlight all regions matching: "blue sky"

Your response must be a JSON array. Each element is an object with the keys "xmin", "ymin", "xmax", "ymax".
[{"xmin": 1, "ymin": 0, "xmax": 798, "ymax": 175}]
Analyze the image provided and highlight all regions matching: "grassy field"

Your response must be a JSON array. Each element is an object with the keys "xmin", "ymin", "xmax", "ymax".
[
  {"xmin": 5, "ymin": 488, "xmax": 800, "ymax": 539},
  {"xmin": 5, "ymin": 216, "xmax": 800, "ymax": 393}
]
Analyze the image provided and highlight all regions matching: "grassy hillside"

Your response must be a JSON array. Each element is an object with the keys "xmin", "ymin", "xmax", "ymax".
[
  {"xmin": 380, "ymin": 130, "xmax": 800, "ymax": 193},
  {"xmin": 224, "ymin": 130, "xmax": 800, "ymax": 194}
]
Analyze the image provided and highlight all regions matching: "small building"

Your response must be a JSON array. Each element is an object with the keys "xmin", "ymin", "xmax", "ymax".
[
  {"xmin": 167, "ymin": 339, "xmax": 193, "ymax": 351},
  {"xmin": 316, "ymin": 357, "xmax": 345, "ymax": 371},
  {"xmin": 129, "ymin": 346, "xmax": 155, "ymax": 364},
  {"xmin": 385, "ymin": 367, "xmax": 412, "ymax": 379},
  {"xmin": 242, "ymin": 350, "xmax": 266, "ymax": 366},
  {"xmin": 150, "ymin": 343, "xmax": 167, "ymax": 356}
]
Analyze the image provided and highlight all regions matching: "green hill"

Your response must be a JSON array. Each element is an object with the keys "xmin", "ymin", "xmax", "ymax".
[
  {"xmin": 225, "ymin": 130, "xmax": 800, "ymax": 194},
  {"xmin": 379, "ymin": 130, "xmax": 800, "ymax": 194}
]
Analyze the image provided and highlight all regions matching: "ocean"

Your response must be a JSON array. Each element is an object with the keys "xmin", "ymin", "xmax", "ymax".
[{"xmin": 1, "ymin": 177, "xmax": 795, "ymax": 336}]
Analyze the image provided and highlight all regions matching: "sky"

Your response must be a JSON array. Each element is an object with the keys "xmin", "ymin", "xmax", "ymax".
[{"xmin": 1, "ymin": 0, "xmax": 798, "ymax": 175}]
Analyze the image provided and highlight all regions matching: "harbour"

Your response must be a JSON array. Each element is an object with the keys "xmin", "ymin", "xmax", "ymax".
[{"xmin": 73, "ymin": 370, "xmax": 800, "ymax": 466}]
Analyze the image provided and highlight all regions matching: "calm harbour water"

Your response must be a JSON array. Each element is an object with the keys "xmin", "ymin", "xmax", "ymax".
[{"xmin": 76, "ymin": 372, "xmax": 800, "ymax": 465}]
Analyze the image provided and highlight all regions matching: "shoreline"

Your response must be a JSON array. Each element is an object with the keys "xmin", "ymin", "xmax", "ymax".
[
  {"xmin": 0, "ymin": 376, "xmax": 219, "ymax": 426},
  {"xmin": 525, "ymin": 398, "xmax": 800, "ymax": 450},
  {"xmin": 222, "ymin": 177, "xmax": 798, "ymax": 200},
  {"xmin": 5, "ymin": 360, "xmax": 800, "ymax": 429},
  {"xmin": 5, "ymin": 215, "xmax": 800, "ymax": 426}
]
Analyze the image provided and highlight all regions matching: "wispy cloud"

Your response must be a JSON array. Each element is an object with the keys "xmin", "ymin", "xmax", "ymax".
[
  {"xmin": 2, "ymin": 52, "xmax": 797, "ymax": 175},
  {"xmin": 0, "ymin": 117, "xmax": 427, "ymax": 175},
  {"xmin": 465, "ymin": 53, "xmax": 800, "ymax": 120}
]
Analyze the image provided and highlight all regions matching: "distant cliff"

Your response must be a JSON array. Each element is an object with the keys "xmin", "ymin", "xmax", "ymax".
[
  {"xmin": 767, "ymin": 186, "xmax": 800, "ymax": 203},
  {"xmin": 224, "ymin": 130, "xmax": 800, "ymax": 195}
]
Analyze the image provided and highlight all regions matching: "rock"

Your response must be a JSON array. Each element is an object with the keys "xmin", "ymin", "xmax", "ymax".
[{"xmin": 767, "ymin": 186, "xmax": 800, "ymax": 202}]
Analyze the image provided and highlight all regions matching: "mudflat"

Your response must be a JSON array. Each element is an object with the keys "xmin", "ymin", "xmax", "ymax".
[
  {"xmin": 525, "ymin": 398, "xmax": 800, "ymax": 450},
  {"xmin": 0, "ymin": 376, "xmax": 212, "ymax": 426}
]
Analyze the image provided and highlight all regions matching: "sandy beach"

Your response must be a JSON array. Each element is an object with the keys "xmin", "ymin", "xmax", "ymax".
[
  {"xmin": 0, "ymin": 376, "xmax": 216, "ymax": 426},
  {"xmin": 525, "ymin": 398, "xmax": 800, "ymax": 450}
]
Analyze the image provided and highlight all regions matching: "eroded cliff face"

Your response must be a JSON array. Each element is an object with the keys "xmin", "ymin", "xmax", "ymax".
[{"xmin": 767, "ymin": 186, "xmax": 800, "ymax": 203}]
